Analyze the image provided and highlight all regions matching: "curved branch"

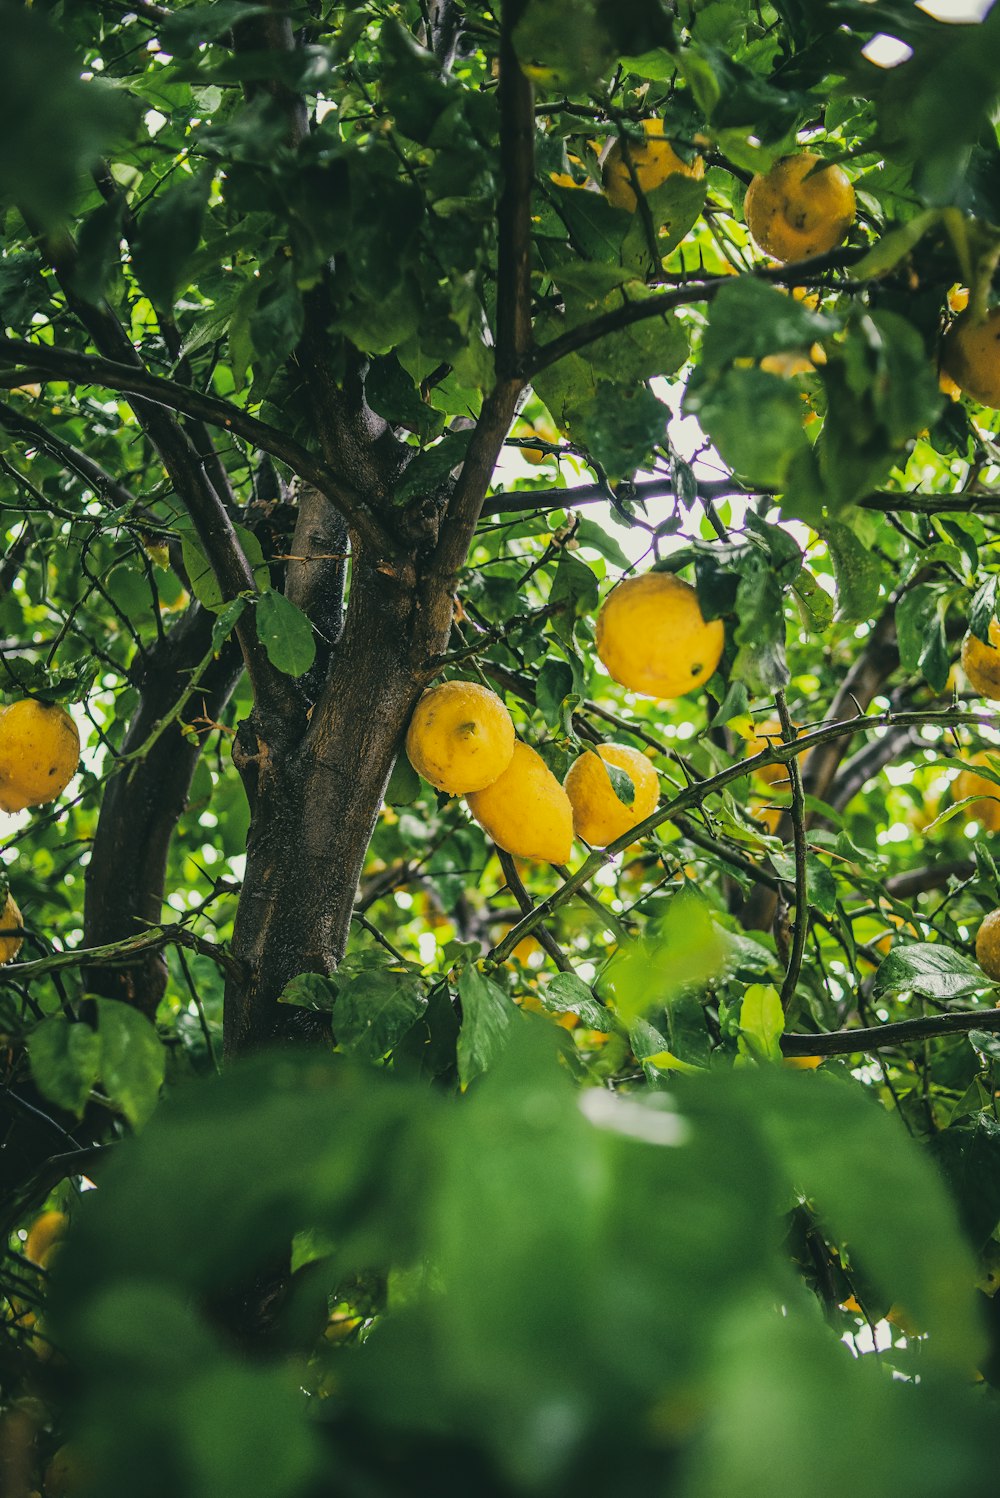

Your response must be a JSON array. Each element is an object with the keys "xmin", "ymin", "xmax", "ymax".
[
  {"xmin": 526, "ymin": 247, "xmax": 868, "ymax": 377},
  {"xmin": 489, "ymin": 706, "xmax": 998, "ymax": 963},
  {"xmin": 0, "ymin": 336, "xmax": 386, "ymax": 551},
  {"xmin": 781, "ymin": 1007, "xmax": 1000, "ymax": 1057}
]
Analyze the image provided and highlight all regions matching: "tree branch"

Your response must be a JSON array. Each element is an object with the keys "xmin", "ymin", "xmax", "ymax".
[
  {"xmin": 781, "ymin": 1007, "xmax": 1000, "ymax": 1057},
  {"xmin": 489, "ymin": 706, "xmax": 997, "ymax": 964},
  {"xmin": 777, "ymin": 692, "xmax": 808, "ymax": 1010},
  {"xmin": 0, "ymin": 337, "xmax": 385, "ymax": 550},
  {"xmin": 526, "ymin": 247, "xmax": 868, "ymax": 378},
  {"xmin": 422, "ymin": 0, "xmax": 534, "ymax": 632}
]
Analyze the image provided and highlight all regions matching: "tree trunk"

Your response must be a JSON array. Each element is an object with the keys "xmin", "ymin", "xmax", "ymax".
[
  {"xmin": 83, "ymin": 605, "xmax": 243, "ymax": 1014},
  {"xmin": 224, "ymin": 556, "xmax": 428, "ymax": 1056}
]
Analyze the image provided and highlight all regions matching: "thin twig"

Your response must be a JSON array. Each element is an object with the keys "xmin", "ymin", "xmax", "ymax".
[{"xmin": 777, "ymin": 691, "xmax": 808, "ymax": 1010}]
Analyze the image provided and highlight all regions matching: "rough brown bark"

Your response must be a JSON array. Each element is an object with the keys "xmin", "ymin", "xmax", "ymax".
[
  {"xmin": 223, "ymin": 556, "xmax": 428, "ymax": 1055},
  {"xmin": 83, "ymin": 606, "xmax": 243, "ymax": 1015}
]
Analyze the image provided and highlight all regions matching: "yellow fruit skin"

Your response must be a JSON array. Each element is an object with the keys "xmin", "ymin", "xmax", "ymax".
[
  {"xmin": 784, "ymin": 1055, "xmax": 822, "ymax": 1069},
  {"xmin": 961, "ymin": 619, "xmax": 1000, "ymax": 700},
  {"xmin": 0, "ymin": 700, "xmax": 80, "ymax": 812},
  {"xmin": 744, "ymin": 152, "xmax": 856, "ymax": 262},
  {"xmin": 563, "ymin": 744, "xmax": 659, "ymax": 848},
  {"xmin": 977, "ymin": 908, "xmax": 1000, "ymax": 980},
  {"xmin": 602, "ymin": 121, "xmax": 704, "ymax": 212},
  {"xmin": 406, "ymin": 682, "xmax": 514, "ymax": 795},
  {"xmin": 942, "ymin": 309, "xmax": 1000, "ymax": 409},
  {"xmin": 954, "ymin": 754, "xmax": 1000, "ymax": 831},
  {"xmin": 467, "ymin": 742, "xmax": 574, "ymax": 864},
  {"xmin": 24, "ymin": 1209, "xmax": 68, "ymax": 1267},
  {"xmin": 0, "ymin": 892, "xmax": 23, "ymax": 965},
  {"xmin": 596, "ymin": 573, "xmax": 724, "ymax": 699}
]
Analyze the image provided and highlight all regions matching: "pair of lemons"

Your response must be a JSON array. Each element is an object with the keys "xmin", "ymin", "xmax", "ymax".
[
  {"xmin": 602, "ymin": 121, "xmax": 1000, "ymax": 409},
  {"xmin": 406, "ymin": 573, "xmax": 724, "ymax": 864},
  {"xmin": 602, "ymin": 121, "xmax": 856, "ymax": 261},
  {"xmin": 0, "ymin": 699, "xmax": 81, "ymax": 966}
]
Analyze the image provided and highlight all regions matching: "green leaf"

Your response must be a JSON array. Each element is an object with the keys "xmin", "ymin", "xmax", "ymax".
[
  {"xmin": 731, "ymin": 549, "xmax": 789, "ymax": 695},
  {"xmin": 549, "ymin": 552, "xmax": 599, "ymax": 619},
  {"xmin": 95, "ymin": 998, "xmax": 166, "ymax": 1128},
  {"xmin": 968, "ymin": 1030, "xmax": 1000, "ymax": 1062},
  {"xmin": 279, "ymin": 973, "xmax": 338, "ymax": 1012},
  {"xmin": 792, "ymin": 567, "xmax": 835, "ymax": 633},
  {"xmin": 604, "ymin": 758, "xmax": 635, "ymax": 807},
  {"xmin": 821, "ymin": 520, "xmax": 884, "ymax": 625},
  {"xmin": 457, "ymin": 964, "xmax": 517, "ymax": 1087},
  {"xmin": 599, "ymin": 894, "xmax": 725, "ymax": 1024},
  {"xmin": 385, "ymin": 753, "xmax": 421, "ymax": 807},
  {"xmin": 770, "ymin": 850, "xmax": 838, "ymax": 920},
  {"xmin": 255, "ymin": 590, "xmax": 316, "ymax": 678},
  {"xmin": 683, "ymin": 366, "xmax": 813, "ymax": 489},
  {"xmin": 180, "ymin": 524, "xmax": 270, "ymax": 613},
  {"xmin": 968, "ymin": 575, "xmax": 999, "ymax": 645},
  {"xmin": 536, "ymin": 658, "xmax": 575, "ymax": 729},
  {"xmin": 699, "ymin": 277, "xmax": 835, "ymax": 375},
  {"xmin": 737, "ymin": 983, "xmax": 784, "ymax": 1063},
  {"xmin": 873, "ymin": 942, "xmax": 987, "ymax": 1001},
  {"xmin": 27, "ymin": 1016, "xmax": 101, "ymax": 1117},
  {"xmin": 394, "ymin": 430, "xmax": 473, "ymax": 506},
  {"xmin": 332, "ymin": 966, "xmax": 427, "ymax": 1063},
  {"xmin": 533, "ymin": 972, "xmax": 613, "ymax": 1031},
  {"xmin": 132, "ymin": 172, "xmax": 210, "ymax": 307},
  {"xmin": 927, "ymin": 1113, "xmax": 1000, "ymax": 1250},
  {"xmin": 0, "ymin": 7, "xmax": 133, "ymax": 228}
]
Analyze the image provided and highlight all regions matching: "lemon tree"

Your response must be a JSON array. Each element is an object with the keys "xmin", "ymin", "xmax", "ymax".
[{"xmin": 5, "ymin": 1, "xmax": 1000, "ymax": 1495}]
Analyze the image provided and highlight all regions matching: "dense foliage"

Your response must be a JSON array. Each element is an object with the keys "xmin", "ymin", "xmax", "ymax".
[{"xmin": 4, "ymin": 0, "xmax": 1000, "ymax": 1494}]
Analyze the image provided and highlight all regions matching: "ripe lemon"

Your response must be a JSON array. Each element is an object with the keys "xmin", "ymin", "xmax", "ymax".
[
  {"xmin": 595, "ymin": 573, "xmax": 724, "ymax": 699},
  {"xmin": 406, "ymin": 681, "xmax": 515, "ymax": 795},
  {"xmin": 784, "ymin": 1055, "xmax": 822, "ymax": 1069},
  {"xmin": 954, "ymin": 753, "xmax": 1000, "ymax": 831},
  {"xmin": 602, "ymin": 120, "xmax": 704, "ymax": 212},
  {"xmin": 942, "ymin": 308, "xmax": 1000, "ymax": 409},
  {"xmin": 467, "ymin": 742, "xmax": 574, "ymax": 863},
  {"xmin": 744, "ymin": 152, "xmax": 856, "ymax": 262},
  {"xmin": 0, "ymin": 891, "xmax": 23, "ymax": 965},
  {"xmin": 976, "ymin": 908, "xmax": 1000, "ymax": 980},
  {"xmin": 961, "ymin": 619, "xmax": 1000, "ymax": 700},
  {"xmin": 563, "ymin": 744, "xmax": 659, "ymax": 848},
  {"xmin": 24, "ymin": 1209, "xmax": 68, "ymax": 1267},
  {"xmin": 0, "ymin": 700, "xmax": 80, "ymax": 812}
]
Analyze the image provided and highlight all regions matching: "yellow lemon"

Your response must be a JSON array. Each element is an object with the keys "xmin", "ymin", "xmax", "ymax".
[
  {"xmin": 0, "ymin": 700, "xmax": 80, "ymax": 812},
  {"xmin": 0, "ymin": 891, "xmax": 23, "ymax": 965},
  {"xmin": 961, "ymin": 619, "xmax": 1000, "ymax": 700},
  {"xmin": 467, "ymin": 742, "xmax": 574, "ymax": 864},
  {"xmin": 942, "ymin": 308, "xmax": 1000, "ymax": 409},
  {"xmin": 784, "ymin": 1055, "xmax": 822, "ymax": 1069},
  {"xmin": 24, "ymin": 1209, "xmax": 68, "ymax": 1267},
  {"xmin": 595, "ymin": 572, "xmax": 725, "ymax": 699},
  {"xmin": 976, "ymin": 908, "xmax": 1000, "ymax": 980},
  {"xmin": 602, "ymin": 120, "xmax": 704, "ymax": 212},
  {"xmin": 744, "ymin": 152, "xmax": 856, "ymax": 262},
  {"xmin": 563, "ymin": 744, "xmax": 659, "ymax": 848},
  {"xmin": 954, "ymin": 753, "xmax": 1000, "ymax": 831},
  {"xmin": 406, "ymin": 681, "xmax": 515, "ymax": 795}
]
